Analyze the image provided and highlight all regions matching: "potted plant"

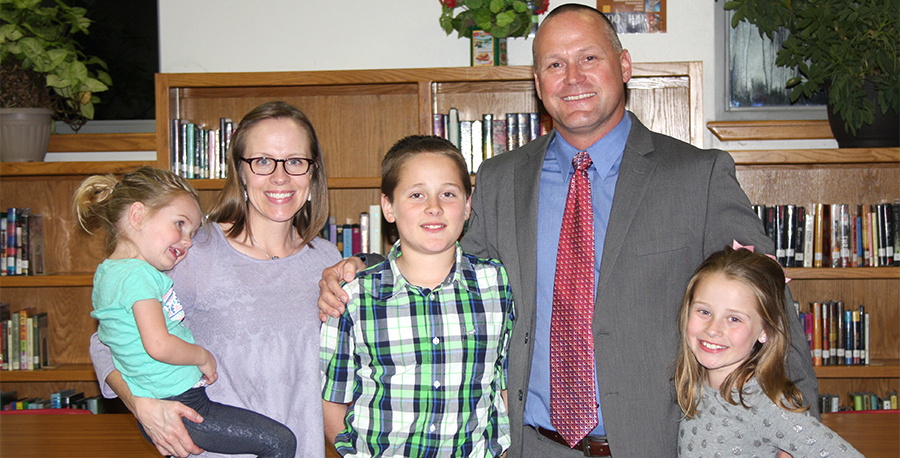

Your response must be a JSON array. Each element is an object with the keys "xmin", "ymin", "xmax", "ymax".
[
  {"xmin": 439, "ymin": 0, "xmax": 549, "ymax": 39},
  {"xmin": 0, "ymin": 0, "xmax": 111, "ymax": 161},
  {"xmin": 723, "ymin": 0, "xmax": 899, "ymax": 146}
]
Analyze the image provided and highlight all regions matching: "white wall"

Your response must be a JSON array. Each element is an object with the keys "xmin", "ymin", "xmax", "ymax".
[{"xmin": 158, "ymin": 0, "xmax": 831, "ymax": 149}]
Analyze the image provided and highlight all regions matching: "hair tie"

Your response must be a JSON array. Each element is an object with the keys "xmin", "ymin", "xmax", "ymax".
[{"xmin": 732, "ymin": 240, "xmax": 791, "ymax": 283}]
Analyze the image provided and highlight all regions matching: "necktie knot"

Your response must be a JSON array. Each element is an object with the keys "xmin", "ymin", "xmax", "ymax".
[{"xmin": 574, "ymin": 151, "xmax": 592, "ymax": 173}]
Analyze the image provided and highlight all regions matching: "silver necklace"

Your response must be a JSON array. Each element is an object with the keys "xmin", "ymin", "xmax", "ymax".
[{"xmin": 249, "ymin": 233, "xmax": 295, "ymax": 260}]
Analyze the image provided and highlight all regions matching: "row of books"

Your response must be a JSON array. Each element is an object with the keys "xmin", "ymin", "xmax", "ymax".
[
  {"xmin": 798, "ymin": 301, "xmax": 869, "ymax": 367},
  {"xmin": 1, "ymin": 208, "xmax": 45, "ymax": 276},
  {"xmin": 753, "ymin": 201, "xmax": 899, "ymax": 268},
  {"xmin": 434, "ymin": 109, "xmax": 553, "ymax": 173},
  {"xmin": 321, "ymin": 205, "xmax": 386, "ymax": 258},
  {"xmin": 169, "ymin": 117, "xmax": 235, "ymax": 179},
  {"xmin": 0, "ymin": 306, "xmax": 50, "ymax": 371},
  {"xmin": 2, "ymin": 389, "xmax": 128, "ymax": 414},
  {"xmin": 819, "ymin": 391, "xmax": 898, "ymax": 413}
]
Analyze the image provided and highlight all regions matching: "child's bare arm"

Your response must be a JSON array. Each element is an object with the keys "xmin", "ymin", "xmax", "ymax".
[
  {"xmin": 322, "ymin": 400, "xmax": 349, "ymax": 446},
  {"xmin": 133, "ymin": 299, "xmax": 217, "ymax": 384}
]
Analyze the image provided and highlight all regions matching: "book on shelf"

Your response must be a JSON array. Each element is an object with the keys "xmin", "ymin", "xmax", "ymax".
[
  {"xmin": 437, "ymin": 108, "xmax": 553, "ymax": 173},
  {"xmin": 169, "ymin": 117, "xmax": 233, "ymax": 179},
  {"xmin": 754, "ymin": 201, "xmax": 899, "ymax": 268},
  {"xmin": 799, "ymin": 301, "xmax": 870, "ymax": 367},
  {"xmin": 1, "ymin": 208, "xmax": 44, "ymax": 276},
  {"xmin": 320, "ymin": 206, "xmax": 385, "ymax": 258},
  {"xmin": 1, "ymin": 308, "xmax": 48, "ymax": 371}
]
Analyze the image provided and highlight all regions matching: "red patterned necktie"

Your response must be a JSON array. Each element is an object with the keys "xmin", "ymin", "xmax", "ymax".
[{"xmin": 550, "ymin": 151, "xmax": 598, "ymax": 447}]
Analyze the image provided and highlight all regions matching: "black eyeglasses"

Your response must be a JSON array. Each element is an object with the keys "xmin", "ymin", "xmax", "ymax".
[{"xmin": 240, "ymin": 157, "xmax": 315, "ymax": 176}]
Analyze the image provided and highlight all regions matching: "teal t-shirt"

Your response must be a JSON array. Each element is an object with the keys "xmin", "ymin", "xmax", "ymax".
[{"xmin": 91, "ymin": 258, "xmax": 202, "ymax": 399}]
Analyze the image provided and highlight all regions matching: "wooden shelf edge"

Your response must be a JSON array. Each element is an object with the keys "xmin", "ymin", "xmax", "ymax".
[
  {"xmin": 708, "ymin": 120, "xmax": 834, "ymax": 141},
  {"xmin": 0, "ymin": 161, "xmax": 155, "ymax": 177},
  {"xmin": 785, "ymin": 267, "xmax": 900, "ymax": 280},
  {"xmin": 0, "ymin": 364, "xmax": 97, "ymax": 382},
  {"xmin": 47, "ymin": 133, "xmax": 156, "ymax": 153},
  {"xmin": 0, "ymin": 273, "xmax": 95, "ymax": 287},
  {"xmin": 729, "ymin": 147, "xmax": 900, "ymax": 165},
  {"xmin": 815, "ymin": 360, "xmax": 900, "ymax": 379}
]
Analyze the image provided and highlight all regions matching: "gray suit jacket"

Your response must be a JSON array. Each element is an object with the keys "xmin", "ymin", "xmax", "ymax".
[{"xmin": 461, "ymin": 113, "xmax": 819, "ymax": 458}]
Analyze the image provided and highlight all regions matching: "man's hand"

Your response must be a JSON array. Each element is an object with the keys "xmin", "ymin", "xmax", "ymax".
[
  {"xmin": 318, "ymin": 256, "xmax": 366, "ymax": 322},
  {"xmin": 132, "ymin": 396, "xmax": 204, "ymax": 457}
]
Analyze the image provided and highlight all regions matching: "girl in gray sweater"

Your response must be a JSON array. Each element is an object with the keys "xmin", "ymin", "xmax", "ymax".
[{"xmin": 674, "ymin": 244, "xmax": 863, "ymax": 458}]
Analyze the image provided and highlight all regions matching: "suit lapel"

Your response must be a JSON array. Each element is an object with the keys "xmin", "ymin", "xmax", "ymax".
[
  {"xmin": 597, "ymin": 115, "xmax": 657, "ymax": 295},
  {"xmin": 513, "ymin": 133, "xmax": 553, "ymax": 314}
]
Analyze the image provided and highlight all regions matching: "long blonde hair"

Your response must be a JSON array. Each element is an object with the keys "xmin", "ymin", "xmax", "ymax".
[
  {"xmin": 73, "ymin": 166, "xmax": 200, "ymax": 256},
  {"xmin": 207, "ymin": 101, "xmax": 329, "ymax": 248},
  {"xmin": 674, "ymin": 246, "xmax": 806, "ymax": 418}
]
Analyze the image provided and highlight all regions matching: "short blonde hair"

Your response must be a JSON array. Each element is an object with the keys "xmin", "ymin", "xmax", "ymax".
[{"xmin": 73, "ymin": 166, "xmax": 199, "ymax": 256}]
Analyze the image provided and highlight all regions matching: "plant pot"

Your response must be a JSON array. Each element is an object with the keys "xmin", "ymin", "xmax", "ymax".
[
  {"xmin": 0, "ymin": 108, "xmax": 54, "ymax": 162},
  {"xmin": 826, "ymin": 82, "xmax": 900, "ymax": 148}
]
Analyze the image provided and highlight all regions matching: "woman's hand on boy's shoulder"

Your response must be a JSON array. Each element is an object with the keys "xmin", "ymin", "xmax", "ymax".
[{"xmin": 318, "ymin": 256, "xmax": 367, "ymax": 321}]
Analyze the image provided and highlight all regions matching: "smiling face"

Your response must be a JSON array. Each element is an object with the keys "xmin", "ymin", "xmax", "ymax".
[
  {"xmin": 131, "ymin": 193, "xmax": 202, "ymax": 272},
  {"xmin": 381, "ymin": 153, "xmax": 471, "ymax": 262},
  {"xmin": 686, "ymin": 273, "xmax": 768, "ymax": 389},
  {"xmin": 533, "ymin": 9, "xmax": 632, "ymax": 149},
  {"xmin": 240, "ymin": 117, "xmax": 313, "ymax": 228}
]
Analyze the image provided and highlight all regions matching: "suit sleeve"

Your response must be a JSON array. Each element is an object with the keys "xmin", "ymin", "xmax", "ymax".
[
  {"xmin": 705, "ymin": 150, "xmax": 820, "ymax": 417},
  {"xmin": 461, "ymin": 161, "xmax": 494, "ymax": 259}
]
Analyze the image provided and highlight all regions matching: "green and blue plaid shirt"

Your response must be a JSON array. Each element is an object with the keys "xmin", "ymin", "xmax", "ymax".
[{"xmin": 321, "ymin": 242, "xmax": 515, "ymax": 457}]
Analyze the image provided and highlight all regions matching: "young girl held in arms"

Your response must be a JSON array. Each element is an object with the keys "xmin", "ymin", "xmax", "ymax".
[
  {"xmin": 675, "ymin": 244, "xmax": 862, "ymax": 457},
  {"xmin": 75, "ymin": 166, "xmax": 296, "ymax": 457}
]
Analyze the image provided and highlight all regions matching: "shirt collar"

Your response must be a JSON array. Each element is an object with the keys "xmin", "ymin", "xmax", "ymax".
[
  {"xmin": 361, "ymin": 241, "xmax": 480, "ymax": 303},
  {"xmin": 549, "ymin": 113, "xmax": 631, "ymax": 178}
]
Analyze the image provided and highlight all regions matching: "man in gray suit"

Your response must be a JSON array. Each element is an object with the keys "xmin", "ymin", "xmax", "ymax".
[{"xmin": 320, "ymin": 4, "xmax": 818, "ymax": 457}]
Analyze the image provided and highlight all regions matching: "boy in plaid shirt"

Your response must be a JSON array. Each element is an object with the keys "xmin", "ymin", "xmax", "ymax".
[{"xmin": 321, "ymin": 136, "xmax": 515, "ymax": 457}]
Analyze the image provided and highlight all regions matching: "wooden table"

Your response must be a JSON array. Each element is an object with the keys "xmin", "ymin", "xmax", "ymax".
[
  {"xmin": 0, "ymin": 412, "xmax": 342, "ymax": 457},
  {"xmin": 0, "ymin": 413, "xmax": 159, "ymax": 457},
  {"xmin": 1, "ymin": 411, "xmax": 894, "ymax": 457}
]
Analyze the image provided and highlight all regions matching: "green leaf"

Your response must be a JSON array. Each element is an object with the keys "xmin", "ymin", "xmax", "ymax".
[
  {"xmin": 82, "ymin": 77, "xmax": 108, "ymax": 93},
  {"xmin": 45, "ymin": 73, "xmax": 71, "ymax": 88},
  {"xmin": 67, "ymin": 59, "xmax": 88, "ymax": 83},
  {"xmin": 512, "ymin": 0, "xmax": 527, "ymax": 13},
  {"xmin": 80, "ymin": 99, "xmax": 94, "ymax": 119},
  {"xmin": 43, "ymin": 48, "xmax": 67, "ymax": 71},
  {"xmin": 489, "ymin": 0, "xmax": 503, "ymax": 14},
  {"xmin": 496, "ymin": 10, "xmax": 515, "ymax": 27}
]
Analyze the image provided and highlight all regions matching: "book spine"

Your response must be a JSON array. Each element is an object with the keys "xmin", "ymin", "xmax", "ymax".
[
  {"xmin": 870, "ymin": 205, "xmax": 880, "ymax": 267},
  {"xmin": 505, "ymin": 113, "xmax": 517, "ymax": 151},
  {"xmin": 839, "ymin": 203, "xmax": 851, "ymax": 267},
  {"xmin": 459, "ymin": 120, "xmax": 473, "ymax": 174},
  {"xmin": 852, "ymin": 309, "xmax": 861, "ymax": 364},
  {"xmin": 341, "ymin": 223, "xmax": 353, "ymax": 258},
  {"xmin": 359, "ymin": 212, "xmax": 369, "ymax": 255},
  {"xmin": 528, "ymin": 112, "xmax": 541, "ymax": 141},
  {"xmin": 793, "ymin": 206, "xmax": 805, "ymax": 267},
  {"xmin": 516, "ymin": 113, "xmax": 528, "ymax": 148},
  {"xmin": 813, "ymin": 203, "xmax": 824, "ymax": 267},
  {"xmin": 481, "ymin": 114, "xmax": 493, "ymax": 160},
  {"xmin": 881, "ymin": 202, "xmax": 894, "ymax": 266},
  {"xmin": 803, "ymin": 209, "xmax": 815, "ymax": 268},
  {"xmin": 448, "ymin": 108, "xmax": 460, "ymax": 149},
  {"xmin": 6, "ymin": 208, "xmax": 16, "ymax": 275},
  {"xmin": 0, "ymin": 213, "xmax": 6, "ymax": 277},
  {"xmin": 821, "ymin": 301, "xmax": 830, "ymax": 365},
  {"xmin": 784, "ymin": 204, "xmax": 795, "ymax": 267},
  {"xmin": 369, "ymin": 204, "xmax": 383, "ymax": 255},
  {"xmin": 171, "ymin": 118, "xmax": 182, "ymax": 175},
  {"xmin": 471, "ymin": 119, "xmax": 483, "ymax": 174},
  {"xmin": 894, "ymin": 200, "xmax": 900, "ymax": 266},
  {"xmin": 433, "ymin": 113, "xmax": 445, "ymax": 138},
  {"xmin": 25, "ymin": 316, "xmax": 33, "ymax": 370},
  {"xmin": 812, "ymin": 302, "xmax": 822, "ymax": 365},
  {"xmin": 830, "ymin": 204, "xmax": 841, "ymax": 267},
  {"xmin": 844, "ymin": 310, "xmax": 854, "ymax": 365},
  {"xmin": 18, "ymin": 310, "xmax": 27, "ymax": 370},
  {"xmin": 491, "ymin": 120, "xmax": 507, "ymax": 156}
]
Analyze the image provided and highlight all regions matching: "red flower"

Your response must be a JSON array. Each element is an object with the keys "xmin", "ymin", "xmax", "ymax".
[
  {"xmin": 440, "ymin": 0, "xmax": 457, "ymax": 8},
  {"xmin": 535, "ymin": 0, "xmax": 550, "ymax": 15}
]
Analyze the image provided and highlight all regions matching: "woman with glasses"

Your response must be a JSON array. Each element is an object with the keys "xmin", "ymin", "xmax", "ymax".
[{"xmin": 90, "ymin": 101, "xmax": 341, "ymax": 458}]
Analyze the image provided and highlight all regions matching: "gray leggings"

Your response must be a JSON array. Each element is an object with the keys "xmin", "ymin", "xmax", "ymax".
[{"xmin": 138, "ymin": 387, "xmax": 296, "ymax": 458}]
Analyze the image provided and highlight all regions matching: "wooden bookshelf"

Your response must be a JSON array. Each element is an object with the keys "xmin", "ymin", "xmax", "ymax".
[{"xmin": 721, "ymin": 122, "xmax": 899, "ymax": 437}]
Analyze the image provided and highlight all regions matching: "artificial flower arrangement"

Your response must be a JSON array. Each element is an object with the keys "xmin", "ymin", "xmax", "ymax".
[{"xmin": 439, "ymin": 0, "xmax": 550, "ymax": 39}]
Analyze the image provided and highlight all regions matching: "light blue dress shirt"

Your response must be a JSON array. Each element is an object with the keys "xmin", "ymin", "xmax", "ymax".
[{"xmin": 523, "ymin": 114, "xmax": 631, "ymax": 437}]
